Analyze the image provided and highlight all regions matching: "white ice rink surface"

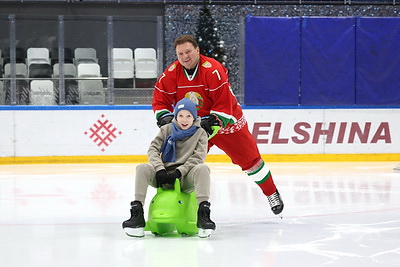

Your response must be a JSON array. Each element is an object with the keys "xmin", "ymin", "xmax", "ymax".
[{"xmin": 0, "ymin": 162, "xmax": 399, "ymax": 267}]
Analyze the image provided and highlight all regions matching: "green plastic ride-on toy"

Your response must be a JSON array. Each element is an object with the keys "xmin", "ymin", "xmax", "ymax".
[{"xmin": 144, "ymin": 178, "xmax": 198, "ymax": 236}]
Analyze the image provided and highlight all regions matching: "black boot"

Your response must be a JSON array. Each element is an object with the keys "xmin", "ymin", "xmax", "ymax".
[
  {"xmin": 267, "ymin": 190, "xmax": 284, "ymax": 216},
  {"xmin": 197, "ymin": 201, "xmax": 216, "ymax": 238},
  {"xmin": 122, "ymin": 201, "xmax": 145, "ymax": 237}
]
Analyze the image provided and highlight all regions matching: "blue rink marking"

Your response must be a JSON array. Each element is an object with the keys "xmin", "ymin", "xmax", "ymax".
[
  {"xmin": 0, "ymin": 105, "xmax": 399, "ymax": 111},
  {"xmin": 0, "ymin": 105, "xmax": 153, "ymax": 111}
]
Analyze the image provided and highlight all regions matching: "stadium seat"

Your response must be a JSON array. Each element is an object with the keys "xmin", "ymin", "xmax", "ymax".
[
  {"xmin": 27, "ymin": 48, "xmax": 50, "ymax": 66},
  {"xmin": 134, "ymin": 48, "xmax": 157, "ymax": 79},
  {"xmin": 30, "ymin": 80, "xmax": 55, "ymax": 105},
  {"xmin": 3, "ymin": 63, "xmax": 29, "ymax": 105},
  {"xmin": 113, "ymin": 48, "xmax": 134, "ymax": 78},
  {"xmin": 53, "ymin": 63, "xmax": 78, "ymax": 105},
  {"xmin": 74, "ymin": 48, "xmax": 98, "ymax": 65},
  {"xmin": 0, "ymin": 81, "xmax": 4, "ymax": 105},
  {"xmin": 2, "ymin": 47, "xmax": 26, "ymax": 66},
  {"xmin": 79, "ymin": 80, "xmax": 105, "ymax": 105},
  {"xmin": 77, "ymin": 63, "xmax": 105, "ymax": 104},
  {"xmin": 0, "ymin": 49, "xmax": 3, "ymax": 70},
  {"xmin": 53, "ymin": 63, "xmax": 77, "ymax": 78},
  {"xmin": 112, "ymin": 48, "xmax": 134, "ymax": 88},
  {"xmin": 77, "ymin": 63, "xmax": 101, "ymax": 78},
  {"xmin": 28, "ymin": 63, "xmax": 52, "ymax": 78},
  {"xmin": 50, "ymin": 47, "xmax": 74, "ymax": 66},
  {"xmin": 4, "ymin": 63, "xmax": 27, "ymax": 78}
]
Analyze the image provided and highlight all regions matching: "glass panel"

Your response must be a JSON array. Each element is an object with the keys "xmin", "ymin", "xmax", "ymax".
[
  {"xmin": 0, "ymin": 15, "xmax": 9, "ymax": 105},
  {"xmin": 1, "ymin": 14, "xmax": 160, "ymax": 106},
  {"xmin": 14, "ymin": 15, "xmax": 58, "ymax": 105},
  {"xmin": 112, "ymin": 16, "xmax": 158, "ymax": 105},
  {"xmin": 64, "ymin": 15, "xmax": 108, "ymax": 105}
]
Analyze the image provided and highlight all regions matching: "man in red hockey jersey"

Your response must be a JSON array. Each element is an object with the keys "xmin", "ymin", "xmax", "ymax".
[{"xmin": 152, "ymin": 35, "xmax": 284, "ymax": 216}]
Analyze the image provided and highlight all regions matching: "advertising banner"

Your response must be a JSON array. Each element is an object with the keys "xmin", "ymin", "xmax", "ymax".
[{"xmin": 0, "ymin": 108, "xmax": 398, "ymax": 157}]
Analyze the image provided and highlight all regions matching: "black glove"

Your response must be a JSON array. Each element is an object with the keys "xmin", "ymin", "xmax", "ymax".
[
  {"xmin": 166, "ymin": 169, "xmax": 182, "ymax": 185},
  {"xmin": 155, "ymin": 169, "xmax": 168, "ymax": 187},
  {"xmin": 157, "ymin": 113, "xmax": 174, "ymax": 128},
  {"xmin": 201, "ymin": 114, "xmax": 221, "ymax": 136}
]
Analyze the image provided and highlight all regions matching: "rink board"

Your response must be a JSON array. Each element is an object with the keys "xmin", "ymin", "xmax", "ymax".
[{"xmin": 0, "ymin": 107, "xmax": 399, "ymax": 161}]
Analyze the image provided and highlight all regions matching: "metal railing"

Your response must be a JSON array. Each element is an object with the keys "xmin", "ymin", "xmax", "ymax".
[{"xmin": 0, "ymin": 0, "xmax": 397, "ymax": 5}]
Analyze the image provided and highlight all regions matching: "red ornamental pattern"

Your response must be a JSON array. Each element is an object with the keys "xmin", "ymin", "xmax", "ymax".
[
  {"xmin": 218, "ymin": 115, "xmax": 246, "ymax": 135},
  {"xmin": 84, "ymin": 114, "xmax": 122, "ymax": 152}
]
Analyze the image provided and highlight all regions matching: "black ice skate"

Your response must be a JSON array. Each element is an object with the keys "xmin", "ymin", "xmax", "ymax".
[
  {"xmin": 267, "ymin": 190, "xmax": 284, "ymax": 218},
  {"xmin": 122, "ymin": 201, "xmax": 146, "ymax": 237},
  {"xmin": 197, "ymin": 201, "xmax": 216, "ymax": 238}
]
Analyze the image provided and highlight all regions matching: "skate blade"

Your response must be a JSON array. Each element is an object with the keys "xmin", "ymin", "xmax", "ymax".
[
  {"xmin": 198, "ymin": 228, "xmax": 214, "ymax": 238},
  {"xmin": 124, "ymin": 227, "xmax": 145, "ymax": 237},
  {"xmin": 275, "ymin": 211, "xmax": 283, "ymax": 219}
]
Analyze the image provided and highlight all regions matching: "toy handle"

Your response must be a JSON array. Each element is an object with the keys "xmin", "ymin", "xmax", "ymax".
[
  {"xmin": 174, "ymin": 178, "xmax": 181, "ymax": 193},
  {"xmin": 208, "ymin": 126, "xmax": 220, "ymax": 140},
  {"xmin": 156, "ymin": 178, "xmax": 181, "ymax": 194}
]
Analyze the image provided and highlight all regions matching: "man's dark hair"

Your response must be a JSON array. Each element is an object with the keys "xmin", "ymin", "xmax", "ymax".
[{"xmin": 174, "ymin": 35, "xmax": 199, "ymax": 49}]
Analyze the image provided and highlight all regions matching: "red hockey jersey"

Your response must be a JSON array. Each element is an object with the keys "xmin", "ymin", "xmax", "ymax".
[{"xmin": 152, "ymin": 54, "xmax": 244, "ymax": 130}]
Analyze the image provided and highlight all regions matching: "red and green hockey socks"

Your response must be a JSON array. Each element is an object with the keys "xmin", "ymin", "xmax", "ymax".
[{"xmin": 246, "ymin": 160, "xmax": 277, "ymax": 196}]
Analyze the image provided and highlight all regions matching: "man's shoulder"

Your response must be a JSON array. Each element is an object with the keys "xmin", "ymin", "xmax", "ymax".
[
  {"xmin": 199, "ymin": 55, "xmax": 225, "ymax": 74},
  {"xmin": 165, "ymin": 60, "xmax": 181, "ymax": 74}
]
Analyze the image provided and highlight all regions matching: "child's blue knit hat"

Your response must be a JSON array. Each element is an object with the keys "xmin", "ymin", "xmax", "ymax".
[{"xmin": 174, "ymin": 98, "xmax": 197, "ymax": 119}]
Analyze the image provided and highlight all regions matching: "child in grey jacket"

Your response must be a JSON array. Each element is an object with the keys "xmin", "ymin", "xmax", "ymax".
[{"xmin": 123, "ymin": 97, "xmax": 215, "ymax": 238}]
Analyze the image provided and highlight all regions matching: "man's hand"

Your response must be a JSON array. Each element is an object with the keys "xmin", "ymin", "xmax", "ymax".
[
  {"xmin": 157, "ymin": 113, "xmax": 174, "ymax": 127},
  {"xmin": 201, "ymin": 114, "xmax": 221, "ymax": 136}
]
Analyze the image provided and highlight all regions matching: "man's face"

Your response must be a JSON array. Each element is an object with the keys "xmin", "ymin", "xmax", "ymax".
[{"xmin": 176, "ymin": 42, "xmax": 200, "ymax": 70}]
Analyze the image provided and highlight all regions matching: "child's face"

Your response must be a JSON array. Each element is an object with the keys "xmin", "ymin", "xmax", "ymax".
[{"xmin": 176, "ymin": 109, "xmax": 194, "ymax": 130}]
